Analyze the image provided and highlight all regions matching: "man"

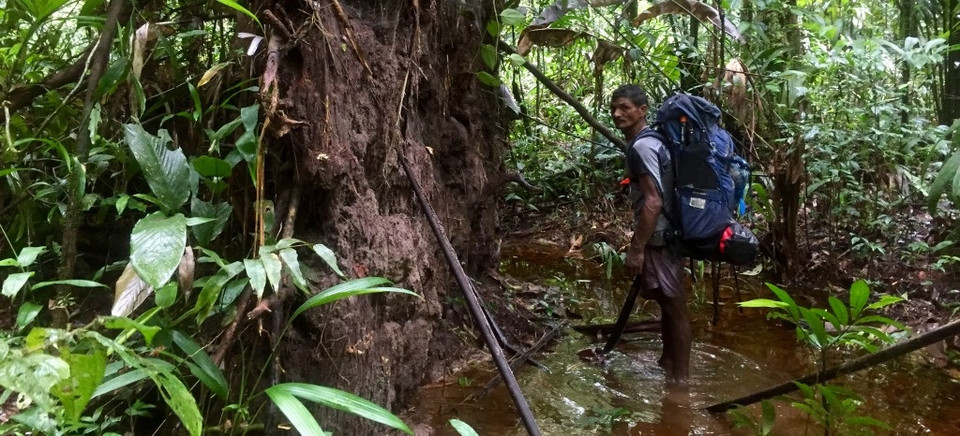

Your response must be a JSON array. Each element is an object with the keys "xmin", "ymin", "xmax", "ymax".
[{"xmin": 610, "ymin": 84, "xmax": 691, "ymax": 381}]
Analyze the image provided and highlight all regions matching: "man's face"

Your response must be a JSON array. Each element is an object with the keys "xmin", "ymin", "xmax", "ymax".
[{"xmin": 610, "ymin": 97, "xmax": 647, "ymax": 133}]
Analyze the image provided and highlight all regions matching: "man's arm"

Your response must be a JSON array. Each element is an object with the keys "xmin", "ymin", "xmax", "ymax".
[{"xmin": 625, "ymin": 173, "xmax": 662, "ymax": 276}]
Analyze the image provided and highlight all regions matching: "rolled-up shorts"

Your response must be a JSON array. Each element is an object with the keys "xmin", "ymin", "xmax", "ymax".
[{"xmin": 640, "ymin": 245, "xmax": 684, "ymax": 299}]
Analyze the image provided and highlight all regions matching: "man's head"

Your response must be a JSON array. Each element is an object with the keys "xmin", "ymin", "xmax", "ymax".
[{"xmin": 610, "ymin": 85, "xmax": 649, "ymax": 138}]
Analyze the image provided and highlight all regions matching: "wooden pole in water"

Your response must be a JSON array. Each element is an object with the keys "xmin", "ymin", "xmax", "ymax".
[
  {"xmin": 399, "ymin": 154, "xmax": 543, "ymax": 436},
  {"xmin": 497, "ymin": 40, "xmax": 628, "ymax": 153},
  {"xmin": 705, "ymin": 319, "xmax": 960, "ymax": 413}
]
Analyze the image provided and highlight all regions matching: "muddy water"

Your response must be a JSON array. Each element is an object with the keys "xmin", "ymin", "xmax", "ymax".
[{"xmin": 409, "ymin": 242, "xmax": 960, "ymax": 435}]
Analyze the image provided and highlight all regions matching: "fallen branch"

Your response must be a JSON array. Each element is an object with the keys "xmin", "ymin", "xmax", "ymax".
[
  {"xmin": 571, "ymin": 319, "xmax": 661, "ymax": 336},
  {"xmin": 705, "ymin": 318, "xmax": 960, "ymax": 413},
  {"xmin": 465, "ymin": 321, "xmax": 566, "ymax": 402},
  {"xmin": 498, "ymin": 40, "xmax": 627, "ymax": 152}
]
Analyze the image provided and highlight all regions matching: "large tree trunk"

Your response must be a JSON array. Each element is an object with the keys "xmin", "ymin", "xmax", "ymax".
[{"xmin": 256, "ymin": 1, "xmax": 510, "ymax": 433}]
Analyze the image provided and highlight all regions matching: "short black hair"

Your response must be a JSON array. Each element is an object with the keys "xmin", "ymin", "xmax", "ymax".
[{"xmin": 611, "ymin": 84, "xmax": 649, "ymax": 107}]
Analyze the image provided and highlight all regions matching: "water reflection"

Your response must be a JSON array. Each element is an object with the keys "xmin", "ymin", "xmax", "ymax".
[{"xmin": 410, "ymin": 242, "xmax": 960, "ymax": 435}]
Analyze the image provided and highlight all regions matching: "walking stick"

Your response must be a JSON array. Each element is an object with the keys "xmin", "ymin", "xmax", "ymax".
[{"xmin": 602, "ymin": 277, "xmax": 644, "ymax": 353}]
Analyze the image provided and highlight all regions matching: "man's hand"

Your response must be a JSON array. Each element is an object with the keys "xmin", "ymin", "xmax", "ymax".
[{"xmin": 625, "ymin": 248, "xmax": 644, "ymax": 277}]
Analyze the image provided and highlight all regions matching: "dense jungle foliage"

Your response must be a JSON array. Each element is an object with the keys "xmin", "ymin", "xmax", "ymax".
[{"xmin": 0, "ymin": 0, "xmax": 959, "ymax": 433}]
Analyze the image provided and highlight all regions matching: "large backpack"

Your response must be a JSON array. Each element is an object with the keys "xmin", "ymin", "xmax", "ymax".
[{"xmin": 638, "ymin": 93, "xmax": 758, "ymax": 266}]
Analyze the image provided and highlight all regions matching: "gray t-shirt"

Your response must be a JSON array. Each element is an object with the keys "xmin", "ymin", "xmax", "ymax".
[{"xmin": 626, "ymin": 129, "xmax": 673, "ymax": 245}]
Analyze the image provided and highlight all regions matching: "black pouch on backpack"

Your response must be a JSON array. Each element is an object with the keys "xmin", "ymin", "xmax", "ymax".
[{"xmin": 718, "ymin": 222, "xmax": 759, "ymax": 266}]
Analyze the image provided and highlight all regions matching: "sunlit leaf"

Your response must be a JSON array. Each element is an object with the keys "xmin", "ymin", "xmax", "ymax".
[
  {"xmin": 260, "ymin": 250, "xmax": 283, "ymax": 293},
  {"xmin": 31, "ymin": 279, "xmax": 107, "ymax": 290},
  {"xmin": 266, "ymin": 387, "xmax": 325, "ymax": 436},
  {"xmin": 216, "ymin": 0, "xmax": 261, "ymax": 26},
  {"xmin": 153, "ymin": 370, "xmax": 203, "ymax": 436},
  {"xmin": 17, "ymin": 246, "xmax": 46, "ymax": 267},
  {"xmin": 130, "ymin": 212, "xmax": 187, "ymax": 289},
  {"xmin": 101, "ymin": 316, "xmax": 162, "ymax": 345},
  {"xmin": 91, "ymin": 368, "xmax": 149, "ymax": 399},
  {"xmin": 198, "ymin": 62, "xmax": 232, "ymax": 87},
  {"xmin": 865, "ymin": 295, "xmax": 904, "ymax": 311},
  {"xmin": 312, "ymin": 244, "xmax": 345, "ymax": 278},
  {"xmin": 291, "ymin": 278, "xmax": 420, "ymax": 320},
  {"xmin": 266, "ymin": 383, "xmax": 412, "ymax": 434},
  {"xmin": 279, "ymin": 248, "xmax": 308, "ymax": 292},
  {"xmin": 53, "ymin": 346, "xmax": 107, "ymax": 421},
  {"xmin": 450, "ymin": 419, "xmax": 479, "ymax": 436},
  {"xmin": 2, "ymin": 272, "xmax": 34, "ymax": 298},
  {"xmin": 737, "ymin": 298, "xmax": 788, "ymax": 309},
  {"xmin": 244, "ymin": 258, "xmax": 267, "ymax": 299}
]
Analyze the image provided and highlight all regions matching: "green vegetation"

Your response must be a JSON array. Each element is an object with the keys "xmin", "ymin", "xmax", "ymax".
[{"xmin": 734, "ymin": 280, "xmax": 904, "ymax": 434}]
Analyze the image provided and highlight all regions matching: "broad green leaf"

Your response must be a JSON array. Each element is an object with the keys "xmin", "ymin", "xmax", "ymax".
[
  {"xmin": 450, "ymin": 419, "xmax": 479, "ymax": 436},
  {"xmin": 827, "ymin": 296, "xmax": 849, "ymax": 325},
  {"xmin": 0, "ymin": 353, "xmax": 69, "ymax": 410},
  {"xmin": 799, "ymin": 308, "xmax": 829, "ymax": 349},
  {"xmin": 928, "ymin": 148, "xmax": 960, "ymax": 212},
  {"xmin": 475, "ymin": 71, "xmax": 501, "ymax": 87},
  {"xmin": 486, "ymin": 20, "xmax": 501, "ymax": 38},
  {"xmin": 153, "ymin": 370, "xmax": 203, "ymax": 436},
  {"xmin": 31, "ymin": 279, "xmax": 107, "ymax": 290},
  {"xmin": 16, "ymin": 302, "xmax": 42, "ymax": 330},
  {"xmin": 500, "ymin": 8, "xmax": 525, "ymax": 26},
  {"xmin": 265, "ymin": 387, "xmax": 325, "ymax": 436},
  {"xmin": 116, "ymin": 194, "xmax": 130, "ymax": 215},
  {"xmin": 737, "ymin": 299, "xmax": 788, "ymax": 309},
  {"xmin": 101, "ymin": 316, "xmax": 161, "ymax": 346},
  {"xmin": 124, "ymin": 124, "xmax": 192, "ymax": 212},
  {"xmin": 260, "ymin": 250, "xmax": 283, "ymax": 293},
  {"xmin": 2, "ymin": 272, "xmax": 34, "ymax": 298},
  {"xmin": 185, "ymin": 217, "xmax": 216, "ymax": 226},
  {"xmin": 94, "ymin": 57, "xmax": 129, "ymax": 100},
  {"xmin": 236, "ymin": 104, "xmax": 260, "ymax": 163},
  {"xmin": 480, "ymin": 44, "xmax": 497, "ymax": 70},
  {"xmin": 112, "ymin": 263, "xmax": 154, "ymax": 317},
  {"xmin": 865, "ymin": 295, "xmax": 904, "ymax": 311},
  {"xmin": 130, "ymin": 212, "xmax": 187, "ymax": 289},
  {"xmin": 216, "ymin": 0, "xmax": 261, "ymax": 25},
  {"xmin": 765, "ymin": 283, "xmax": 799, "ymax": 319},
  {"xmin": 53, "ymin": 346, "xmax": 107, "ymax": 421},
  {"xmin": 91, "ymin": 368, "xmax": 149, "ymax": 399},
  {"xmin": 17, "ymin": 246, "xmax": 46, "ymax": 267},
  {"xmin": 760, "ymin": 401, "xmax": 776, "ymax": 435},
  {"xmin": 312, "ymin": 244, "xmax": 345, "ymax": 278},
  {"xmin": 217, "ymin": 277, "xmax": 248, "ymax": 311},
  {"xmin": 155, "ymin": 282, "xmax": 177, "ymax": 308},
  {"xmin": 268, "ymin": 383, "xmax": 412, "ymax": 435},
  {"xmin": 848, "ymin": 279, "xmax": 869, "ymax": 318},
  {"xmin": 192, "ymin": 156, "xmax": 234, "ymax": 178},
  {"xmin": 172, "ymin": 331, "xmax": 228, "ymax": 400},
  {"xmin": 292, "ymin": 278, "xmax": 421, "ymax": 320},
  {"xmin": 244, "ymin": 258, "xmax": 267, "ymax": 299},
  {"xmin": 279, "ymin": 248, "xmax": 308, "ymax": 292},
  {"xmin": 507, "ymin": 53, "xmax": 526, "ymax": 67},
  {"xmin": 195, "ymin": 262, "xmax": 244, "ymax": 323}
]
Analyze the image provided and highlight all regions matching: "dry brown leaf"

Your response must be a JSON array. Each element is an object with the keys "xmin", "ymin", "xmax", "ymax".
[{"xmin": 633, "ymin": 0, "xmax": 745, "ymax": 43}]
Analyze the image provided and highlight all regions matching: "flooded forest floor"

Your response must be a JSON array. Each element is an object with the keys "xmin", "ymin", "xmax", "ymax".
[{"xmin": 406, "ymin": 198, "xmax": 960, "ymax": 435}]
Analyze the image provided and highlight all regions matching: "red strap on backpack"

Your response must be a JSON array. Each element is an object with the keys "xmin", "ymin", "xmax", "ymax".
[{"xmin": 718, "ymin": 226, "xmax": 733, "ymax": 253}]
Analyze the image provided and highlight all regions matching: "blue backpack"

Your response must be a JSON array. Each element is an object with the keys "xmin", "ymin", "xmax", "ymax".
[{"xmin": 638, "ymin": 93, "xmax": 758, "ymax": 265}]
